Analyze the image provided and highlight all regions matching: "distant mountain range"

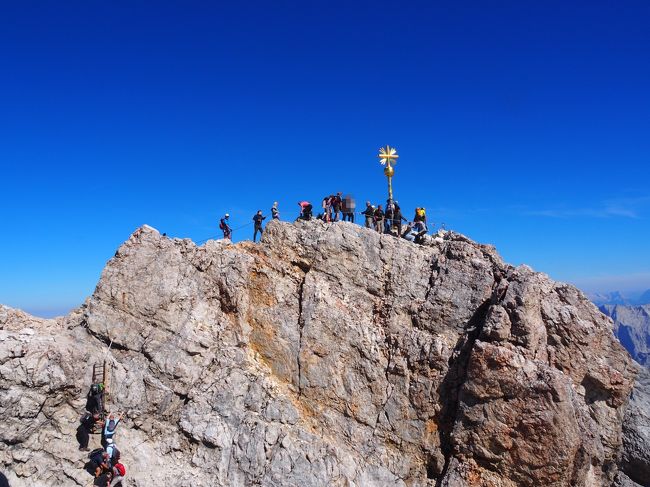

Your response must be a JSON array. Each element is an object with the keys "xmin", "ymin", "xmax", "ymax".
[
  {"xmin": 600, "ymin": 304, "xmax": 650, "ymax": 368},
  {"xmin": 589, "ymin": 289, "xmax": 650, "ymax": 307}
]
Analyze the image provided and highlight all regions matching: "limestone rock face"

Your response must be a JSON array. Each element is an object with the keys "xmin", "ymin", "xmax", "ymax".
[
  {"xmin": 620, "ymin": 367, "xmax": 650, "ymax": 486},
  {"xmin": 600, "ymin": 304, "xmax": 650, "ymax": 367},
  {"xmin": 0, "ymin": 221, "xmax": 639, "ymax": 486}
]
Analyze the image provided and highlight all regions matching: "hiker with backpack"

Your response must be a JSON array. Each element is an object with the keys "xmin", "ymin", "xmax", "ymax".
[
  {"xmin": 392, "ymin": 202, "xmax": 407, "ymax": 237},
  {"xmin": 108, "ymin": 461, "xmax": 126, "ymax": 487},
  {"xmin": 90, "ymin": 449, "xmax": 112, "ymax": 478},
  {"xmin": 298, "ymin": 201, "xmax": 312, "ymax": 221},
  {"xmin": 86, "ymin": 383, "xmax": 105, "ymax": 417},
  {"xmin": 102, "ymin": 412, "xmax": 124, "ymax": 448},
  {"xmin": 77, "ymin": 411, "xmax": 100, "ymax": 451},
  {"xmin": 414, "ymin": 207, "xmax": 427, "ymax": 229},
  {"xmin": 362, "ymin": 201, "xmax": 374, "ymax": 228},
  {"xmin": 219, "ymin": 214, "xmax": 232, "ymax": 240},
  {"xmin": 252, "ymin": 210, "xmax": 267, "ymax": 242},
  {"xmin": 105, "ymin": 438, "xmax": 119, "ymax": 464},
  {"xmin": 271, "ymin": 202, "xmax": 280, "ymax": 220},
  {"xmin": 384, "ymin": 199, "xmax": 395, "ymax": 234},
  {"xmin": 373, "ymin": 204, "xmax": 384, "ymax": 232},
  {"xmin": 332, "ymin": 192, "xmax": 343, "ymax": 222}
]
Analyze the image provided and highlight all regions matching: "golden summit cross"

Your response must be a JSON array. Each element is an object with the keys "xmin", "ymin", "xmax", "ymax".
[{"xmin": 378, "ymin": 145, "xmax": 398, "ymax": 200}]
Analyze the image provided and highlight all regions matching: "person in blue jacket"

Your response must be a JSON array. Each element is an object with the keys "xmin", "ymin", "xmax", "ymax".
[{"xmin": 102, "ymin": 412, "xmax": 124, "ymax": 447}]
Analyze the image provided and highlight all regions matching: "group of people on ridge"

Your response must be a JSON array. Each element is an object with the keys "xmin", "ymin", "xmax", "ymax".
[
  {"xmin": 77, "ymin": 382, "xmax": 127, "ymax": 486},
  {"xmin": 218, "ymin": 194, "xmax": 433, "ymax": 245},
  {"xmin": 219, "ymin": 202, "xmax": 281, "ymax": 243},
  {"xmin": 318, "ymin": 192, "xmax": 356, "ymax": 222},
  {"xmin": 361, "ymin": 200, "xmax": 430, "ymax": 243}
]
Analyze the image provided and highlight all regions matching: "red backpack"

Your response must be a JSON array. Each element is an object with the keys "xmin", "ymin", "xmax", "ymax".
[{"xmin": 114, "ymin": 463, "xmax": 126, "ymax": 476}]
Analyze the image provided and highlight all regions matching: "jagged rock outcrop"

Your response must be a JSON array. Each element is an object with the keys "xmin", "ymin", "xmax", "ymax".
[
  {"xmin": 619, "ymin": 367, "xmax": 650, "ymax": 486},
  {"xmin": 600, "ymin": 304, "xmax": 650, "ymax": 367},
  {"xmin": 0, "ymin": 221, "xmax": 640, "ymax": 486}
]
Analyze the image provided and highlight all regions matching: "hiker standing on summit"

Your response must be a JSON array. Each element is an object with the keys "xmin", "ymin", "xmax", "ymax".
[
  {"xmin": 220, "ymin": 214, "xmax": 232, "ymax": 240},
  {"xmin": 362, "ymin": 201, "xmax": 374, "ymax": 228},
  {"xmin": 271, "ymin": 202, "xmax": 280, "ymax": 220},
  {"xmin": 252, "ymin": 210, "xmax": 266, "ymax": 242}
]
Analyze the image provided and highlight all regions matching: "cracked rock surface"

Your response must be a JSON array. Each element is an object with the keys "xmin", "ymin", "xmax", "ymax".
[
  {"xmin": 0, "ymin": 221, "xmax": 640, "ymax": 486},
  {"xmin": 619, "ymin": 367, "xmax": 650, "ymax": 486}
]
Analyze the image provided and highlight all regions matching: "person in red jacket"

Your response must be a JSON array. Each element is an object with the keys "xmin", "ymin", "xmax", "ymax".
[
  {"xmin": 107, "ymin": 462, "xmax": 126, "ymax": 486},
  {"xmin": 298, "ymin": 201, "xmax": 312, "ymax": 220}
]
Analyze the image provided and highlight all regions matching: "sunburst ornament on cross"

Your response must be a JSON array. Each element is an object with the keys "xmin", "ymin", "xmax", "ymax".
[{"xmin": 378, "ymin": 145, "xmax": 399, "ymax": 200}]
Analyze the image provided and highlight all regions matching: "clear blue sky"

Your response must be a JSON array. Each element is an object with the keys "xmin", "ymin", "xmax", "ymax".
[{"xmin": 1, "ymin": 1, "xmax": 649, "ymax": 317}]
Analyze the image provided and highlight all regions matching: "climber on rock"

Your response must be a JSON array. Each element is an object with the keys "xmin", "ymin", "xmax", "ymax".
[
  {"xmin": 413, "ymin": 221, "xmax": 429, "ymax": 244},
  {"xmin": 77, "ymin": 411, "xmax": 100, "ymax": 451},
  {"xmin": 102, "ymin": 412, "xmax": 124, "ymax": 447},
  {"xmin": 298, "ymin": 201, "xmax": 312, "ymax": 221},
  {"xmin": 104, "ymin": 438, "xmax": 120, "ymax": 468},
  {"xmin": 401, "ymin": 221, "xmax": 428, "ymax": 244},
  {"xmin": 271, "ymin": 202, "xmax": 280, "ymax": 220},
  {"xmin": 219, "ymin": 214, "xmax": 232, "ymax": 240},
  {"xmin": 414, "ymin": 207, "xmax": 427, "ymax": 229},
  {"xmin": 107, "ymin": 461, "xmax": 126, "ymax": 487},
  {"xmin": 91, "ymin": 448, "xmax": 112, "ymax": 478},
  {"xmin": 86, "ymin": 383, "xmax": 105, "ymax": 417},
  {"xmin": 252, "ymin": 210, "xmax": 267, "ymax": 242}
]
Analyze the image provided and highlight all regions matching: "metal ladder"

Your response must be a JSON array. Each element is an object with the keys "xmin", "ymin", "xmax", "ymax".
[{"xmin": 91, "ymin": 361, "xmax": 110, "ymax": 414}]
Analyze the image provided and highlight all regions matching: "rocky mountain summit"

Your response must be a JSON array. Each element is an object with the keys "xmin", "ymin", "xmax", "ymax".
[{"xmin": 0, "ymin": 221, "xmax": 645, "ymax": 486}]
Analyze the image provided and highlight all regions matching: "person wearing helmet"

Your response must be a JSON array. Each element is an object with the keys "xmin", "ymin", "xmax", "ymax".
[
  {"xmin": 105, "ymin": 438, "xmax": 120, "ymax": 467},
  {"xmin": 219, "ymin": 214, "xmax": 232, "ymax": 240}
]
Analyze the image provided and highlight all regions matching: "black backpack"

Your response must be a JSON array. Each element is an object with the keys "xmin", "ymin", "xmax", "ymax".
[{"xmin": 88, "ymin": 447, "xmax": 104, "ymax": 462}]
